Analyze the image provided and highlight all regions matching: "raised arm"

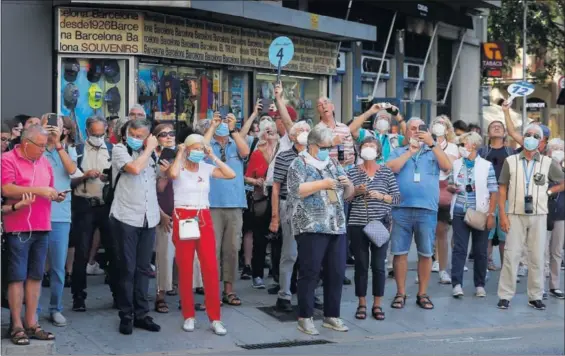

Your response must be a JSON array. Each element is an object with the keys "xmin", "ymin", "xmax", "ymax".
[
  {"xmin": 349, "ymin": 103, "xmax": 381, "ymax": 139},
  {"xmin": 227, "ymin": 114, "xmax": 250, "ymax": 158},
  {"xmin": 274, "ymin": 82, "xmax": 294, "ymax": 133},
  {"xmin": 502, "ymin": 101, "xmax": 523, "ymax": 146},
  {"xmin": 239, "ymin": 101, "xmax": 260, "ymax": 139}
]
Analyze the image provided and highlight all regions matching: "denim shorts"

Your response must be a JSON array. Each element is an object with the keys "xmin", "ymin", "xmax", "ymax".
[
  {"xmin": 390, "ymin": 208, "xmax": 437, "ymax": 257},
  {"xmin": 5, "ymin": 232, "xmax": 49, "ymax": 283}
]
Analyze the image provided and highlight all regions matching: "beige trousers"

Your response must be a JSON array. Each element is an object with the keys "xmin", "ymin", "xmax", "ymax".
[
  {"xmin": 211, "ymin": 208, "xmax": 243, "ymax": 284},
  {"xmin": 155, "ymin": 224, "xmax": 175, "ymax": 292},
  {"xmin": 498, "ymin": 214, "xmax": 546, "ymax": 301},
  {"xmin": 545, "ymin": 221, "xmax": 564, "ymax": 290}
]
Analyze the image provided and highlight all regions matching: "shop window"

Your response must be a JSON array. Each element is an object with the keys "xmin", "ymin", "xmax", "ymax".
[
  {"xmin": 255, "ymin": 72, "xmax": 321, "ymax": 123},
  {"xmin": 60, "ymin": 57, "xmax": 128, "ymax": 140},
  {"xmin": 361, "ymin": 80, "xmax": 387, "ymax": 99},
  {"xmin": 222, "ymin": 71, "xmax": 249, "ymax": 128},
  {"xmin": 138, "ymin": 63, "xmax": 220, "ymax": 124}
]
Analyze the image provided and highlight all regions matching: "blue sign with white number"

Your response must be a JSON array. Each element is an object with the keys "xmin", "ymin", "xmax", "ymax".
[
  {"xmin": 268, "ymin": 36, "xmax": 294, "ymax": 68},
  {"xmin": 507, "ymin": 81, "xmax": 535, "ymax": 97}
]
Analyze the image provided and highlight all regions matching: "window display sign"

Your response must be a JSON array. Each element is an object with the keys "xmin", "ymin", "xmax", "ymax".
[{"xmin": 56, "ymin": 8, "xmax": 338, "ymax": 76}]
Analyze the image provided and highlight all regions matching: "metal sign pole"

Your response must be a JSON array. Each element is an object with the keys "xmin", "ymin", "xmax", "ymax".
[
  {"xmin": 336, "ymin": 0, "xmax": 353, "ymax": 54},
  {"xmin": 522, "ymin": 0, "xmax": 528, "ymax": 133}
]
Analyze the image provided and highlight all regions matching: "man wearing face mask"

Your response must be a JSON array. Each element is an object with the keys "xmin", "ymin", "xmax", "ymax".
[
  {"xmin": 203, "ymin": 112, "xmax": 250, "ymax": 307},
  {"xmin": 349, "ymin": 103, "xmax": 407, "ymax": 164},
  {"xmin": 502, "ymin": 101, "xmax": 551, "ymax": 154},
  {"xmin": 497, "ymin": 124, "xmax": 565, "ymax": 311},
  {"xmin": 70, "ymin": 116, "xmax": 119, "ymax": 313},
  {"xmin": 110, "ymin": 118, "xmax": 163, "ymax": 334}
]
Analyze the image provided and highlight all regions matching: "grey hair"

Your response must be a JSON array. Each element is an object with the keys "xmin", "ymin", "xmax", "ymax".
[
  {"xmin": 85, "ymin": 116, "xmax": 107, "ymax": 129},
  {"xmin": 307, "ymin": 125, "xmax": 333, "ymax": 146},
  {"xmin": 195, "ymin": 119, "xmax": 211, "ymax": 135},
  {"xmin": 129, "ymin": 104, "xmax": 146, "ymax": 115},
  {"xmin": 128, "ymin": 118, "xmax": 151, "ymax": 131},
  {"xmin": 524, "ymin": 123, "xmax": 544, "ymax": 140},
  {"xmin": 289, "ymin": 121, "xmax": 310, "ymax": 137},
  {"xmin": 114, "ymin": 117, "xmax": 130, "ymax": 140},
  {"xmin": 459, "ymin": 132, "xmax": 483, "ymax": 147},
  {"xmin": 22, "ymin": 124, "xmax": 48, "ymax": 140},
  {"xmin": 406, "ymin": 116, "xmax": 424, "ymax": 128},
  {"xmin": 548, "ymin": 138, "xmax": 564, "ymax": 151}
]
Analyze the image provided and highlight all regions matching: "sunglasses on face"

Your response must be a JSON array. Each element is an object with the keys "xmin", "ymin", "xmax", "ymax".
[
  {"xmin": 157, "ymin": 131, "xmax": 176, "ymax": 138},
  {"xmin": 524, "ymin": 133, "xmax": 541, "ymax": 140}
]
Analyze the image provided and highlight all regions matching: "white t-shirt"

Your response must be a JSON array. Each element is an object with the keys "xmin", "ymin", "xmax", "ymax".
[
  {"xmin": 265, "ymin": 134, "xmax": 293, "ymax": 186},
  {"xmin": 440, "ymin": 141, "xmax": 459, "ymax": 181},
  {"xmin": 173, "ymin": 162, "xmax": 216, "ymax": 208}
]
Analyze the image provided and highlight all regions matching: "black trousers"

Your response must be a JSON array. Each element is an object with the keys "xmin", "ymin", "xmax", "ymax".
[
  {"xmin": 71, "ymin": 197, "xmax": 118, "ymax": 300},
  {"xmin": 251, "ymin": 213, "xmax": 270, "ymax": 279},
  {"xmin": 348, "ymin": 225, "xmax": 388, "ymax": 298},
  {"xmin": 110, "ymin": 217, "xmax": 155, "ymax": 321},
  {"xmin": 270, "ymin": 236, "xmax": 282, "ymax": 283}
]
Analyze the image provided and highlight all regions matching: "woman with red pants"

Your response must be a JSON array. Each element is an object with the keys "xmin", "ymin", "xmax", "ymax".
[{"xmin": 166, "ymin": 134, "xmax": 236, "ymax": 335}]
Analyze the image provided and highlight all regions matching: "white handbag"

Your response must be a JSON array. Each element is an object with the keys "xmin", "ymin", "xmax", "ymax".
[{"xmin": 179, "ymin": 217, "xmax": 200, "ymax": 240}]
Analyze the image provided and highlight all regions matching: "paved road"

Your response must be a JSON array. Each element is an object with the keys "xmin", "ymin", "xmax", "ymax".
[{"xmin": 2, "ymin": 246, "xmax": 564, "ymax": 355}]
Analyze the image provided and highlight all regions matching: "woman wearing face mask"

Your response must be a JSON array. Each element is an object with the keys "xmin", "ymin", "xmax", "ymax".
[
  {"xmin": 346, "ymin": 136, "xmax": 400, "ymax": 321},
  {"xmin": 431, "ymin": 115, "xmax": 459, "ymax": 284},
  {"xmin": 286, "ymin": 125, "xmax": 354, "ymax": 335},
  {"xmin": 447, "ymin": 132, "xmax": 498, "ymax": 298},
  {"xmin": 243, "ymin": 119, "xmax": 280, "ymax": 289},
  {"xmin": 545, "ymin": 138, "xmax": 565, "ymax": 299},
  {"xmin": 167, "ymin": 134, "xmax": 235, "ymax": 335}
]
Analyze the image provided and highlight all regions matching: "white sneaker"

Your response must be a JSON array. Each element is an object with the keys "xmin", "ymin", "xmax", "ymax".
[
  {"xmin": 297, "ymin": 317, "xmax": 319, "ymax": 335},
  {"xmin": 464, "ymin": 265, "xmax": 468, "ymax": 272},
  {"xmin": 50, "ymin": 311, "xmax": 67, "ymax": 327},
  {"xmin": 432, "ymin": 261, "xmax": 440, "ymax": 273},
  {"xmin": 439, "ymin": 270, "xmax": 451, "ymax": 284},
  {"xmin": 322, "ymin": 317, "xmax": 349, "ymax": 332},
  {"xmin": 210, "ymin": 320, "xmax": 227, "ymax": 336},
  {"xmin": 517, "ymin": 264, "xmax": 528, "ymax": 277},
  {"xmin": 475, "ymin": 286, "xmax": 487, "ymax": 298},
  {"xmin": 452, "ymin": 284, "xmax": 464, "ymax": 298},
  {"xmin": 182, "ymin": 318, "xmax": 195, "ymax": 332},
  {"xmin": 86, "ymin": 262, "xmax": 105, "ymax": 275},
  {"xmin": 252, "ymin": 277, "xmax": 266, "ymax": 289}
]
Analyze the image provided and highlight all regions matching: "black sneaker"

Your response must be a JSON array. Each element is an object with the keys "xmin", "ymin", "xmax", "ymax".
[
  {"xmin": 72, "ymin": 297, "xmax": 86, "ymax": 312},
  {"xmin": 119, "ymin": 319, "xmax": 133, "ymax": 335},
  {"xmin": 343, "ymin": 277, "xmax": 352, "ymax": 285},
  {"xmin": 562, "ymin": 260, "xmax": 564, "ymax": 270},
  {"xmin": 64, "ymin": 273, "xmax": 71, "ymax": 288},
  {"xmin": 388, "ymin": 270, "xmax": 395, "ymax": 279},
  {"xmin": 267, "ymin": 284, "xmax": 280, "ymax": 295},
  {"xmin": 550, "ymin": 289, "xmax": 565, "ymax": 299},
  {"xmin": 468, "ymin": 253, "xmax": 475, "ymax": 262},
  {"xmin": 275, "ymin": 298, "xmax": 293, "ymax": 313},
  {"xmin": 528, "ymin": 300, "xmax": 546, "ymax": 310},
  {"xmin": 240, "ymin": 265, "xmax": 252, "ymax": 280},
  {"xmin": 346, "ymin": 257, "xmax": 355, "ymax": 266},
  {"xmin": 497, "ymin": 299, "xmax": 510, "ymax": 309},
  {"xmin": 42, "ymin": 273, "xmax": 50, "ymax": 288},
  {"xmin": 134, "ymin": 316, "xmax": 161, "ymax": 332},
  {"xmin": 195, "ymin": 287, "xmax": 205, "ymax": 295}
]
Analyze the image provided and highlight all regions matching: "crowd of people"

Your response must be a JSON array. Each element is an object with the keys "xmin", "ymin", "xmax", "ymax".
[{"xmin": 1, "ymin": 83, "xmax": 564, "ymax": 345}]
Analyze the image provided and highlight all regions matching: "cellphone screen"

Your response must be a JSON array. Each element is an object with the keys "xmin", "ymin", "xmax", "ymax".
[
  {"xmin": 260, "ymin": 99, "xmax": 273, "ymax": 115},
  {"xmin": 159, "ymin": 147, "xmax": 176, "ymax": 163},
  {"xmin": 219, "ymin": 106, "xmax": 230, "ymax": 118},
  {"xmin": 47, "ymin": 114, "xmax": 59, "ymax": 127},
  {"xmin": 418, "ymin": 124, "xmax": 427, "ymax": 132}
]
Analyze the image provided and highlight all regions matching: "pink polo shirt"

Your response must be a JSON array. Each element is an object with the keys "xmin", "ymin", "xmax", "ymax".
[{"xmin": 1, "ymin": 145, "xmax": 54, "ymax": 232}]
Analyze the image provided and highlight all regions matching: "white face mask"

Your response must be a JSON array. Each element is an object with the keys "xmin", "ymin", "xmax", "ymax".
[
  {"xmin": 297, "ymin": 132, "xmax": 309, "ymax": 146},
  {"xmin": 551, "ymin": 150, "xmax": 564, "ymax": 163},
  {"xmin": 459, "ymin": 147, "xmax": 471, "ymax": 158},
  {"xmin": 360, "ymin": 147, "xmax": 378, "ymax": 161},
  {"xmin": 375, "ymin": 119, "xmax": 390, "ymax": 133},
  {"xmin": 88, "ymin": 135, "xmax": 105, "ymax": 147},
  {"xmin": 432, "ymin": 123, "xmax": 446, "ymax": 137}
]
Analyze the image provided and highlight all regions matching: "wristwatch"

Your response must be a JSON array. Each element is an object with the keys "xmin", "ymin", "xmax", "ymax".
[
  {"xmin": 229, "ymin": 128, "xmax": 239, "ymax": 135},
  {"xmin": 428, "ymin": 142, "xmax": 436, "ymax": 149}
]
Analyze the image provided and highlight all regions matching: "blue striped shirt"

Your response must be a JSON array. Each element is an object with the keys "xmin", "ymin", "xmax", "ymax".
[{"xmin": 450, "ymin": 159, "xmax": 498, "ymax": 215}]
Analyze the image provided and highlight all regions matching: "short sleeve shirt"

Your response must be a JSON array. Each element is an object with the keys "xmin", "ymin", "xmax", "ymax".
[
  {"xmin": 207, "ymin": 137, "xmax": 247, "ymax": 208},
  {"xmin": 173, "ymin": 162, "xmax": 215, "ymax": 209},
  {"xmin": 316, "ymin": 121, "xmax": 355, "ymax": 169},
  {"xmin": 44, "ymin": 145, "xmax": 77, "ymax": 223}
]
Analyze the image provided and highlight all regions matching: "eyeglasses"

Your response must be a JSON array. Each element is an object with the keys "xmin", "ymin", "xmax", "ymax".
[
  {"xmin": 1, "ymin": 137, "xmax": 9, "ymax": 142},
  {"xmin": 12, "ymin": 128, "xmax": 22, "ymax": 132},
  {"xmin": 89, "ymin": 133, "xmax": 105, "ymax": 138},
  {"xmin": 318, "ymin": 145, "xmax": 332, "ymax": 150},
  {"xmin": 457, "ymin": 143, "xmax": 465, "ymax": 147},
  {"xmin": 157, "ymin": 131, "xmax": 176, "ymax": 138},
  {"xmin": 524, "ymin": 132, "xmax": 541, "ymax": 140},
  {"xmin": 26, "ymin": 138, "xmax": 47, "ymax": 150}
]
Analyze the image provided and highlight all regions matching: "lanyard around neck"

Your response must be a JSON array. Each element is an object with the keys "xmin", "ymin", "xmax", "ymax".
[{"xmin": 522, "ymin": 158, "xmax": 535, "ymax": 194}]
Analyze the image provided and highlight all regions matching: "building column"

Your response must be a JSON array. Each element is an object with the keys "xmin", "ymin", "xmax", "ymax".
[
  {"xmin": 352, "ymin": 41, "xmax": 362, "ymax": 114},
  {"xmin": 343, "ymin": 50, "xmax": 354, "ymax": 121},
  {"xmin": 394, "ymin": 30, "xmax": 405, "ymax": 105},
  {"xmin": 422, "ymin": 33, "xmax": 438, "ymax": 120}
]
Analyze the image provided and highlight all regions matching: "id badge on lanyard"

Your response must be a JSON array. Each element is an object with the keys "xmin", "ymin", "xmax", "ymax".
[{"xmin": 413, "ymin": 149, "xmax": 423, "ymax": 183}]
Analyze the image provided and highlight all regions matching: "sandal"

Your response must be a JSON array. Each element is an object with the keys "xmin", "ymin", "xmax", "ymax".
[
  {"xmin": 355, "ymin": 305, "xmax": 367, "ymax": 320},
  {"xmin": 372, "ymin": 306, "xmax": 385, "ymax": 320},
  {"xmin": 195, "ymin": 287, "xmax": 205, "ymax": 295},
  {"xmin": 416, "ymin": 294, "xmax": 434, "ymax": 310},
  {"xmin": 26, "ymin": 324, "xmax": 55, "ymax": 340},
  {"xmin": 166, "ymin": 285, "xmax": 178, "ymax": 296},
  {"xmin": 391, "ymin": 294, "xmax": 406, "ymax": 309},
  {"xmin": 154, "ymin": 299, "xmax": 169, "ymax": 313},
  {"xmin": 222, "ymin": 292, "xmax": 242, "ymax": 306},
  {"xmin": 10, "ymin": 327, "xmax": 30, "ymax": 346}
]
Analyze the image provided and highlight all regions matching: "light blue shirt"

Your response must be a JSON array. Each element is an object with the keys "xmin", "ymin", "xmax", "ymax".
[
  {"xmin": 389, "ymin": 146, "xmax": 440, "ymax": 212},
  {"xmin": 207, "ymin": 136, "xmax": 248, "ymax": 209},
  {"xmin": 44, "ymin": 146, "xmax": 77, "ymax": 223}
]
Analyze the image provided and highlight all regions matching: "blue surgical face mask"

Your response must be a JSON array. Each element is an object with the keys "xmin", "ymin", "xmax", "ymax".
[
  {"xmin": 317, "ymin": 147, "xmax": 330, "ymax": 161},
  {"xmin": 524, "ymin": 136, "xmax": 540, "ymax": 151},
  {"xmin": 187, "ymin": 150, "xmax": 205, "ymax": 163},
  {"xmin": 126, "ymin": 135, "xmax": 143, "ymax": 151},
  {"xmin": 215, "ymin": 123, "xmax": 229, "ymax": 137}
]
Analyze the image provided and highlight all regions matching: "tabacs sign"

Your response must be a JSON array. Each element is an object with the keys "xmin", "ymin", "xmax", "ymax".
[{"xmin": 481, "ymin": 42, "xmax": 504, "ymax": 69}]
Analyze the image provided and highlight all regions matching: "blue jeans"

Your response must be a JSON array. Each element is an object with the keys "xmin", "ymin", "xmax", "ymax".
[
  {"xmin": 390, "ymin": 208, "xmax": 437, "ymax": 257},
  {"xmin": 38, "ymin": 222, "xmax": 70, "ymax": 313},
  {"xmin": 451, "ymin": 215, "xmax": 488, "ymax": 287}
]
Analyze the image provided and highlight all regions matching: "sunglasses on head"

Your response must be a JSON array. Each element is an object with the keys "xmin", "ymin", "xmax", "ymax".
[
  {"xmin": 157, "ymin": 131, "xmax": 175, "ymax": 138},
  {"xmin": 219, "ymin": 146, "xmax": 226, "ymax": 162},
  {"xmin": 524, "ymin": 132, "xmax": 541, "ymax": 140}
]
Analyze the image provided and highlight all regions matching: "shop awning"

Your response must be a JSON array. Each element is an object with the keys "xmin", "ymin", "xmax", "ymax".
[
  {"xmin": 67, "ymin": 0, "xmax": 376, "ymax": 42},
  {"xmin": 483, "ymin": 105, "xmax": 525, "ymax": 130}
]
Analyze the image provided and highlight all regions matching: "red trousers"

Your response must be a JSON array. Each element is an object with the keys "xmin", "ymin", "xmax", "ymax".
[{"xmin": 173, "ymin": 208, "xmax": 220, "ymax": 321}]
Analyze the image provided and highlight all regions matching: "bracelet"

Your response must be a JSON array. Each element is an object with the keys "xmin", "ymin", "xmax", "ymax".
[
  {"xmin": 56, "ymin": 146, "xmax": 64, "ymax": 152},
  {"xmin": 11, "ymin": 204, "xmax": 17, "ymax": 212}
]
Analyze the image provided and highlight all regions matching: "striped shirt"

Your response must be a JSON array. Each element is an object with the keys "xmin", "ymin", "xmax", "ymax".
[
  {"xmin": 316, "ymin": 121, "xmax": 355, "ymax": 169},
  {"xmin": 273, "ymin": 147, "xmax": 298, "ymax": 199},
  {"xmin": 347, "ymin": 165, "xmax": 401, "ymax": 226},
  {"xmin": 449, "ymin": 159, "xmax": 498, "ymax": 215}
]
